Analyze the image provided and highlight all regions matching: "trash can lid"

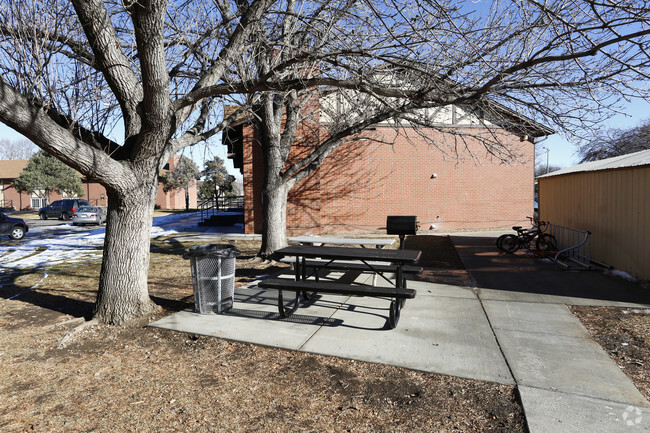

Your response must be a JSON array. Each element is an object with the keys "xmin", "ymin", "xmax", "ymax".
[{"xmin": 184, "ymin": 244, "xmax": 240, "ymax": 258}]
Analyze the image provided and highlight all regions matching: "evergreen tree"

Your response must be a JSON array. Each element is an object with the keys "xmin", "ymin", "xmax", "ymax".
[
  {"xmin": 159, "ymin": 155, "xmax": 200, "ymax": 210},
  {"xmin": 12, "ymin": 150, "xmax": 84, "ymax": 200},
  {"xmin": 199, "ymin": 157, "xmax": 235, "ymax": 201}
]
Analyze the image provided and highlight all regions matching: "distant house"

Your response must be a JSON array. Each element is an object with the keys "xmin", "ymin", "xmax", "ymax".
[
  {"xmin": 223, "ymin": 102, "xmax": 553, "ymax": 236},
  {"xmin": 0, "ymin": 155, "xmax": 197, "ymax": 211},
  {"xmin": 538, "ymin": 149, "xmax": 650, "ymax": 281}
]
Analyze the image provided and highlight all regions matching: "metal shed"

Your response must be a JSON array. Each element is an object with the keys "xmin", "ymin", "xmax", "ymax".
[{"xmin": 537, "ymin": 149, "xmax": 650, "ymax": 281}]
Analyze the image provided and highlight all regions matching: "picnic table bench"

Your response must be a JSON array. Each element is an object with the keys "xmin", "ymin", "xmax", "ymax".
[{"xmin": 258, "ymin": 245, "xmax": 421, "ymax": 329}]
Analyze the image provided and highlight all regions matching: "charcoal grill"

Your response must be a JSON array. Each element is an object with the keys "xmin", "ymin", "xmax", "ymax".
[{"xmin": 386, "ymin": 215, "xmax": 418, "ymax": 249}]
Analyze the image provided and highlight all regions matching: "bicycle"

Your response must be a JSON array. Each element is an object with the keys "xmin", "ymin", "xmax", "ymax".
[{"xmin": 496, "ymin": 217, "xmax": 557, "ymax": 253}]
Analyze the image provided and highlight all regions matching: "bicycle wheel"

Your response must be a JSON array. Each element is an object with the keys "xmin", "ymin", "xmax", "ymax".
[
  {"xmin": 496, "ymin": 234, "xmax": 511, "ymax": 251},
  {"xmin": 536, "ymin": 234, "xmax": 557, "ymax": 252},
  {"xmin": 500, "ymin": 234, "xmax": 520, "ymax": 253}
]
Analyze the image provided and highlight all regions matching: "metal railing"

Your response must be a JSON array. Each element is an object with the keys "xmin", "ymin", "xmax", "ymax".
[
  {"xmin": 199, "ymin": 195, "xmax": 244, "ymax": 223},
  {"xmin": 547, "ymin": 223, "xmax": 591, "ymax": 268}
]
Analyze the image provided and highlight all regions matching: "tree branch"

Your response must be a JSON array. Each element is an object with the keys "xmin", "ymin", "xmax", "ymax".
[{"xmin": 71, "ymin": 0, "xmax": 142, "ymax": 138}]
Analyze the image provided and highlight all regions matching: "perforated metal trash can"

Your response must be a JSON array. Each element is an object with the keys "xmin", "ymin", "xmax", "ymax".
[{"xmin": 185, "ymin": 244, "xmax": 240, "ymax": 314}]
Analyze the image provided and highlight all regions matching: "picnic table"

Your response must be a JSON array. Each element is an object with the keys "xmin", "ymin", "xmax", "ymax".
[
  {"xmin": 288, "ymin": 235, "xmax": 395, "ymax": 248},
  {"xmin": 258, "ymin": 245, "xmax": 421, "ymax": 328},
  {"xmin": 284, "ymin": 236, "xmax": 397, "ymax": 284}
]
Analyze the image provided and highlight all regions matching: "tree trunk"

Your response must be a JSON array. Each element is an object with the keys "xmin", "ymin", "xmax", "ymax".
[
  {"xmin": 93, "ymin": 181, "xmax": 159, "ymax": 324},
  {"xmin": 259, "ymin": 180, "xmax": 290, "ymax": 258},
  {"xmin": 185, "ymin": 186, "xmax": 190, "ymax": 211}
]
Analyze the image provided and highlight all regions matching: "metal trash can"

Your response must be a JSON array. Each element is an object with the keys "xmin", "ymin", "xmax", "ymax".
[{"xmin": 184, "ymin": 244, "xmax": 240, "ymax": 314}]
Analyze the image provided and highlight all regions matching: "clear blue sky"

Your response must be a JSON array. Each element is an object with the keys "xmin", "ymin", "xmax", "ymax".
[{"xmin": 538, "ymin": 98, "xmax": 650, "ymax": 168}]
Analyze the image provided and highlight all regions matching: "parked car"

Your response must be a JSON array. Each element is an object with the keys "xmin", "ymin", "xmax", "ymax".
[
  {"xmin": 71, "ymin": 206, "xmax": 107, "ymax": 226},
  {"xmin": 0, "ymin": 212, "xmax": 29, "ymax": 240},
  {"xmin": 39, "ymin": 199, "xmax": 90, "ymax": 220}
]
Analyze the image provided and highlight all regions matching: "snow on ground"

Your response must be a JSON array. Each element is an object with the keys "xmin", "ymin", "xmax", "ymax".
[
  {"xmin": 0, "ymin": 212, "xmax": 202, "ymax": 271},
  {"xmin": 605, "ymin": 269, "xmax": 638, "ymax": 282}
]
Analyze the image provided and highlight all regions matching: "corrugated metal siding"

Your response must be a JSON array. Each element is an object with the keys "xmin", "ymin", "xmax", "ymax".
[{"xmin": 539, "ymin": 166, "xmax": 649, "ymax": 281}]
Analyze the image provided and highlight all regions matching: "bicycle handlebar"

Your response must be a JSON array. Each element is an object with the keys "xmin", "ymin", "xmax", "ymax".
[{"xmin": 525, "ymin": 216, "xmax": 549, "ymax": 233}]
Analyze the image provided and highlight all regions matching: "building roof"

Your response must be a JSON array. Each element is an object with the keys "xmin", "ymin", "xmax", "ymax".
[
  {"xmin": 0, "ymin": 160, "xmax": 29, "ymax": 179},
  {"xmin": 539, "ymin": 149, "xmax": 650, "ymax": 178},
  {"xmin": 478, "ymin": 99, "xmax": 555, "ymax": 138}
]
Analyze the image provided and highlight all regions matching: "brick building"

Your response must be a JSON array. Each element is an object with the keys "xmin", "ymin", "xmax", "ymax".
[
  {"xmin": 0, "ymin": 154, "xmax": 196, "ymax": 211},
  {"xmin": 224, "ymin": 104, "xmax": 553, "ymax": 235}
]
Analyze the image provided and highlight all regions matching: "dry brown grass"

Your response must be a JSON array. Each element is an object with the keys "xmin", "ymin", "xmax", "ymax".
[{"xmin": 0, "ymin": 236, "xmax": 527, "ymax": 432}]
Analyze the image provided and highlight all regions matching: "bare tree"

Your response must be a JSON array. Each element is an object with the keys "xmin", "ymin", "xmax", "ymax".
[
  {"xmin": 578, "ymin": 119, "xmax": 650, "ymax": 162},
  {"xmin": 0, "ymin": 0, "xmax": 649, "ymax": 322},
  {"xmin": 229, "ymin": 0, "xmax": 650, "ymax": 255},
  {"xmin": 0, "ymin": 0, "xmax": 272, "ymax": 324},
  {"xmin": 0, "ymin": 137, "xmax": 36, "ymax": 159}
]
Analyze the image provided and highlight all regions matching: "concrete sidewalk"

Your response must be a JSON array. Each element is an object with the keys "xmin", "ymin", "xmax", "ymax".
[
  {"xmin": 150, "ymin": 272, "xmax": 513, "ymax": 385},
  {"xmin": 149, "ymin": 233, "xmax": 650, "ymax": 432},
  {"xmin": 453, "ymin": 234, "xmax": 650, "ymax": 432}
]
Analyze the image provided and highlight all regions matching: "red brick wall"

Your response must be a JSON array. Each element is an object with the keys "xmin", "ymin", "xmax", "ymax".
[
  {"xmin": 243, "ymin": 124, "xmax": 265, "ymax": 233},
  {"xmin": 318, "ymin": 126, "xmax": 534, "ymax": 233},
  {"xmin": 82, "ymin": 181, "xmax": 108, "ymax": 206},
  {"xmin": 242, "ymin": 124, "xmax": 535, "ymax": 234},
  {"xmin": 286, "ymin": 101, "xmax": 322, "ymax": 235},
  {"xmin": 243, "ymin": 97, "xmax": 325, "ymax": 235},
  {"xmin": 1, "ymin": 180, "xmax": 31, "ymax": 210}
]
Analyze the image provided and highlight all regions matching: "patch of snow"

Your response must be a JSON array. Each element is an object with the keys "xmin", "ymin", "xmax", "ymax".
[
  {"xmin": 623, "ymin": 309, "xmax": 650, "ymax": 315},
  {"xmin": 605, "ymin": 269, "xmax": 637, "ymax": 282},
  {"xmin": 0, "ymin": 212, "xmax": 201, "ymax": 270}
]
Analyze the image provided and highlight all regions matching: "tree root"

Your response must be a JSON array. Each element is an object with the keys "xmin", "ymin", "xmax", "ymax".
[{"xmin": 57, "ymin": 318, "xmax": 99, "ymax": 349}]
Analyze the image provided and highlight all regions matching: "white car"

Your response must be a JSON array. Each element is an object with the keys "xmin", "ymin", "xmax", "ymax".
[{"xmin": 71, "ymin": 206, "xmax": 107, "ymax": 226}]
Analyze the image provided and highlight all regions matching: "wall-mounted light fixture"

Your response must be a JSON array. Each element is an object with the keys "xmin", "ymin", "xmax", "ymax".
[{"xmin": 430, "ymin": 173, "xmax": 437, "ymax": 179}]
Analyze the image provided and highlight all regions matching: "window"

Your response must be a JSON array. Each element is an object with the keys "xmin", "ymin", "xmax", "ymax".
[{"xmin": 31, "ymin": 197, "xmax": 47, "ymax": 209}]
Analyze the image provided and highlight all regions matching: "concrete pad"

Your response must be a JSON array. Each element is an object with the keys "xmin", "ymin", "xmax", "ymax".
[
  {"xmin": 150, "ymin": 279, "xmax": 512, "ymax": 385},
  {"xmin": 519, "ymin": 386, "xmax": 650, "ymax": 432},
  {"xmin": 452, "ymin": 235, "xmax": 650, "ymax": 307},
  {"xmin": 300, "ymin": 295, "xmax": 514, "ymax": 385},
  {"xmin": 484, "ymin": 300, "xmax": 648, "ymax": 407},
  {"xmin": 149, "ymin": 285, "xmax": 349, "ymax": 349},
  {"xmin": 149, "ymin": 309, "xmax": 314, "ymax": 350},
  {"xmin": 494, "ymin": 327, "xmax": 648, "ymax": 407},
  {"xmin": 483, "ymin": 301, "xmax": 592, "ymax": 338}
]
